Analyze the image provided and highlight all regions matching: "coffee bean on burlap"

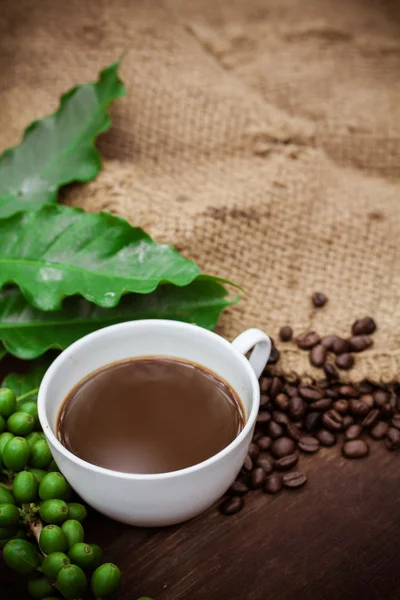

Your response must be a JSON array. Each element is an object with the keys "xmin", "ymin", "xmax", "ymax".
[
  {"xmin": 272, "ymin": 411, "xmax": 290, "ymax": 426},
  {"xmin": 260, "ymin": 378, "xmax": 271, "ymax": 394},
  {"xmin": 349, "ymin": 335, "xmax": 373, "ymax": 352},
  {"xmin": 257, "ymin": 411, "xmax": 271, "ymax": 424},
  {"xmin": 359, "ymin": 394, "xmax": 375, "ymax": 409},
  {"xmin": 397, "ymin": 396, "xmax": 400, "ymax": 412},
  {"xmin": 296, "ymin": 331, "xmax": 321, "ymax": 350},
  {"xmin": 305, "ymin": 412, "xmax": 322, "ymax": 432},
  {"xmin": 275, "ymin": 393, "xmax": 289, "ymax": 411},
  {"xmin": 256, "ymin": 436, "xmax": 272, "ymax": 451},
  {"xmin": 268, "ymin": 346, "xmax": 280, "ymax": 365},
  {"xmin": 361, "ymin": 409, "xmax": 380, "ymax": 429},
  {"xmin": 267, "ymin": 420, "xmax": 284, "ymax": 439},
  {"xmin": 339, "ymin": 385, "xmax": 357, "ymax": 398},
  {"xmin": 369, "ymin": 421, "xmax": 389, "ymax": 440},
  {"xmin": 298, "ymin": 436, "xmax": 320, "ymax": 453},
  {"xmin": 274, "ymin": 453, "xmax": 299, "ymax": 471},
  {"xmin": 298, "ymin": 385, "xmax": 323, "ymax": 402},
  {"xmin": 285, "ymin": 384, "xmax": 298, "ymax": 397},
  {"xmin": 271, "ymin": 437, "xmax": 296, "ymax": 458},
  {"xmin": 332, "ymin": 338, "xmax": 351, "ymax": 355},
  {"xmin": 253, "ymin": 430, "xmax": 263, "ymax": 442},
  {"xmin": 373, "ymin": 389, "xmax": 389, "ymax": 407},
  {"xmin": 220, "ymin": 496, "xmax": 244, "ymax": 515},
  {"xmin": 342, "ymin": 440, "xmax": 369, "ymax": 458},
  {"xmin": 243, "ymin": 455, "xmax": 253, "ymax": 471},
  {"xmin": 259, "ymin": 394, "xmax": 270, "ymax": 408},
  {"xmin": 279, "ymin": 326, "xmax": 293, "ymax": 342},
  {"xmin": 228, "ymin": 481, "xmax": 249, "ymax": 496},
  {"xmin": 326, "ymin": 388, "xmax": 341, "ymax": 401},
  {"xmin": 288, "ymin": 396, "xmax": 306, "ymax": 420},
  {"xmin": 323, "ymin": 363, "xmax": 340, "ymax": 382},
  {"xmin": 333, "ymin": 399, "xmax": 349, "ymax": 414},
  {"xmin": 382, "ymin": 402, "xmax": 395, "ymax": 418},
  {"xmin": 343, "ymin": 415, "xmax": 355, "ymax": 428},
  {"xmin": 335, "ymin": 353, "xmax": 354, "ymax": 370},
  {"xmin": 359, "ymin": 382, "xmax": 374, "ymax": 394},
  {"xmin": 352, "ymin": 317, "xmax": 377, "ymax": 335},
  {"xmin": 310, "ymin": 344, "xmax": 327, "ymax": 367},
  {"xmin": 309, "ymin": 399, "xmax": 333, "ymax": 412},
  {"xmin": 264, "ymin": 473, "xmax": 283, "ymax": 495},
  {"xmin": 247, "ymin": 443, "xmax": 260, "ymax": 460},
  {"xmin": 312, "ymin": 292, "xmax": 328, "ymax": 308},
  {"xmin": 391, "ymin": 415, "xmax": 400, "ymax": 430},
  {"xmin": 250, "ymin": 467, "xmax": 267, "ymax": 489},
  {"xmin": 255, "ymin": 453, "xmax": 274, "ymax": 474},
  {"xmin": 344, "ymin": 424, "xmax": 363, "ymax": 441},
  {"xmin": 349, "ymin": 399, "xmax": 369, "ymax": 417},
  {"xmin": 321, "ymin": 335, "xmax": 341, "ymax": 351},
  {"xmin": 269, "ymin": 376, "xmax": 283, "ymax": 398},
  {"xmin": 385, "ymin": 428, "xmax": 400, "ymax": 451},
  {"xmin": 287, "ymin": 422, "xmax": 302, "ymax": 440},
  {"xmin": 283, "ymin": 471, "xmax": 307, "ymax": 489},
  {"xmin": 316, "ymin": 429, "xmax": 336, "ymax": 447},
  {"xmin": 322, "ymin": 409, "xmax": 344, "ymax": 431}
]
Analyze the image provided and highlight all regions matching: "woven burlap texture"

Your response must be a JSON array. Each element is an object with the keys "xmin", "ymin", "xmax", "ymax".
[{"xmin": 1, "ymin": 0, "xmax": 400, "ymax": 382}]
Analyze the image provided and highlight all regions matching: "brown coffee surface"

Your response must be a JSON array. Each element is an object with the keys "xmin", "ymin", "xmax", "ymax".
[{"xmin": 58, "ymin": 357, "xmax": 244, "ymax": 474}]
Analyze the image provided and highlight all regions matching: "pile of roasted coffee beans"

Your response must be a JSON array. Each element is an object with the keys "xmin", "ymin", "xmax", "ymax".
[{"xmin": 220, "ymin": 298, "xmax": 400, "ymax": 516}]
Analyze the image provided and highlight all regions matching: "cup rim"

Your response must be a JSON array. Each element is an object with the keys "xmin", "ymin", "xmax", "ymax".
[{"xmin": 38, "ymin": 320, "xmax": 260, "ymax": 481}]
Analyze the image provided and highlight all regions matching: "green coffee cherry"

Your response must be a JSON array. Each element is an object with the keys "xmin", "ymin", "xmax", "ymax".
[
  {"xmin": 3, "ymin": 538, "xmax": 40, "ymax": 573},
  {"xmin": 90, "ymin": 543, "xmax": 103, "ymax": 566},
  {"xmin": 7, "ymin": 411, "xmax": 35, "ymax": 436},
  {"xmin": 0, "ymin": 414, "xmax": 5, "ymax": 434},
  {"xmin": 28, "ymin": 468, "xmax": 48, "ymax": 483},
  {"xmin": 39, "ymin": 472, "xmax": 72, "ymax": 502},
  {"xmin": 68, "ymin": 542, "xmax": 101, "ymax": 570},
  {"xmin": 42, "ymin": 551, "xmax": 71, "ymax": 580},
  {"xmin": 0, "ymin": 525, "xmax": 19, "ymax": 538},
  {"xmin": 61, "ymin": 519, "xmax": 84, "ymax": 549},
  {"xmin": 0, "ymin": 503, "xmax": 20, "ymax": 526},
  {"xmin": 12, "ymin": 471, "xmax": 38, "ymax": 503},
  {"xmin": 27, "ymin": 575, "xmax": 54, "ymax": 599},
  {"xmin": 18, "ymin": 401, "xmax": 40, "ymax": 429},
  {"xmin": 0, "ymin": 431, "xmax": 14, "ymax": 456},
  {"xmin": 3, "ymin": 436, "xmax": 30, "ymax": 470},
  {"xmin": 66, "ymin": 502, "xmax": 87, "ymax": 523},
  {"xmin": 0, "ymin": 485, "xmax": 16, "ymax": 505},
  {"xmin": 39, "ymin": 525, "xmax": 68, "ymax": 554},
  {"xmin": 56, "ymin": 564, "xmax": 87, "ymax": 599},
  {"xmin": 40, "ymin": 499, "xmax": 69, "ymax": 524},
  {"xmin": 91, "ymin": 563, "xmax": 122, "ymax": 598},
  {"xmin": 30, "ymin": 439, "xmax": 53, "ymax": 469},
  {"xmin": 0, "ymin": 388, "xmax": 17, "ymax": 418},
  {"xmin": 26, "ymin": 431, "xmax": 45, "ymax": 450}
]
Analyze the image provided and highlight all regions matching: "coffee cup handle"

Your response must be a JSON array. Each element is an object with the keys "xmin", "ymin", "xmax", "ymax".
[{"xmin": 231, "ymin": 329, "xmax": 272, "ymax": 379}]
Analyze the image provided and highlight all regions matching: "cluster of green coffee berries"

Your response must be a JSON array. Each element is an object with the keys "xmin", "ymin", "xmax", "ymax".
[{"xmin": 0, "ymin": 387, "xmax": 134, "ymax": 599}]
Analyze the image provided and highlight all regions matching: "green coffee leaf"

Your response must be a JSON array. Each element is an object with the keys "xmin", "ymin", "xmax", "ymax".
[
  {"xmin": 0, "ymin": 205, "xmax": 200, "ymax": 310},
  {"xmin": 2, "ymin": 359, "xmax": 53, "ymax": 402},
  {"xmin": 0, "ymin": 282, "xmax": 235, "ymax": 359},
  {"xmin": 0, "ymin": 343, "xmax": 6, "ymax": 361},
  {"xmin": 0, "ymin": 63, "xmax": 125, "ymax": 218}
]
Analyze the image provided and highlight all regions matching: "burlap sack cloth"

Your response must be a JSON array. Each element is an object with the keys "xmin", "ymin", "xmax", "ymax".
[{"xmin": 1, "ymin": 0, "xmax": 400, "ymax": 382}]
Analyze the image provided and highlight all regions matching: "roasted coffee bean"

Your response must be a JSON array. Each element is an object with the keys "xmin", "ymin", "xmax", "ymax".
[
  {"xmin": 391, "ymin": 414, "xmax": 400, "ymax": 430},
  {"xmin": 274, "ymin": 453, "xmax": 299, "ymax": 471},
  {"xmin": 253, "ymin": 430, "xmax": 263, "ymax": 441},
  {"xmin": 305, "ymin": 412, "xmax": 322, "ymax": 432},
  {"xmin": 342, "ymin": 440, "xmax": 369, "ymax": 458},
  {"xmin": 326, "ymin": 387, "xmax": 340, "ymax": 400},
  {"xmin": 308, "ymin": 398, "xmax": 332, "ymax": 411},
  {"xmin": 349, "ymin": 335, "xmax": 373, "ymax": 352},
  {"xmin": 268, "ymin": 346, "xmax": 280, "ymax": 365},
  {"xmin": 385, "ymin": 428, "xmax": 400, "ymax": 451},
  {"xmin": 285, "ymin": 384, "xmax": 298, "ymax": 397},
  {"xmin": 250, "ymin": 467, "xmax": 267, "ymax": 489},
  {"xmin": 257, "ymin": 411, "xmax": 272, "ymax": 424},
  {"xmin": 272, "ymin": 411, "xmax": 290, "ymax": 426},
  {"xmin": 339, "ymin": 385, "xmax": 357, "ymax": 398},
  {"xmin": 279, "ymin": 326, "xmax": 293, "ymax": 342},
  {"xmin": 359, "ymin": 394, "xmax": 375, "ymax": 409},
  {"xmin": 243, "ymin": 455, "xmax": 253, "ymax": 471},
  {"xmin": 269, "ymin": 377, "xmax": 283, "ymax": 398},
  {"xmin": 397, "ymin": 396, "xmax": 400, "ymax": 412},
  {"xmin": 349, "ymin": 400, "xmax": 369, "ymax": 417},
  {"xmin": 382, "ymin": 402, "xmax": 394, "ymax": 418},
  {"xmin": 288, "ymin": 396, "xmax": 306, "ymax": 420},
  {"xmin": 220, "ymin": 496, "xmax": 244, "ymax": 515},
  {"xmin": 298, "ymin": 436, "xmax": 320, "ymax": 453},
  {"xmin": 264, "ymin": 473, "xmax": 283, "ymax": 494},
  {"xmin": 342, "ymin": 415, "xmax": 355, "ymax": 428},
  {"xmin": 287, "ymin": 422, "xmax": 302, "ymax": 441},
  {"xmin": 323, "ymin": 363, "xmax": 340, "ymax": 382},
  {"xmin": 228, "ymin": 481, "xmax": 249, "ymax": 496},
  {"xmin": 332, "ymin": 338, "xmax": 351, "ymax": 355},
  {"xmin": 312, "ymin": 292, "xmax": 328, "ymax": 308},
  {"xmin": 310, "ymin": 344, "xmax": 327, "ymax": 367},
  {"xmin": 267, "ymin": 420, "xmax": 284, "ymax": 439},
  {"xmin": 321, "ymin": 335, "xmax": 341, "ymax": 351},
  {"xmin": 256, "ymin": 436, "xmax": 272, "ymax": 451},
  {"xmin": 373, "ymin": 389, "xmax": 389, "ymax": 407},
  {"xmin": 352, "ymin": 317, "xmax": 376, "ymax": 336},
  {"xmin": 283, "ymin": 471, "xmax": 307, "ymax": 489},
  {"xmin": 335, "ymin": 353, "xmax": 354, "ymax": 370},
  {"xmin": 369, "ymin": 421, "xmax": 389, "ymax": 440},
  {"xmin": 296, "ymin": 331, "xmax": 321, "ymax": 350},
  {"xmin": 316, "ymin": 429, "xmax": 336, "ymax": 447},
  {"xmin": 247, "ymin": 443, "xmax": 260, "ymax": 460},
  {"xmin": 333, "ymin": 399, "xmax": 349, "ymax": 414},
  {"xmin": 260, "ymin": 378, "xmax": 271, "ymax": 394},
  {"xmin": 298, "ymin": 385, "xmax": 323, "ymax": 402},
  {"xmin": 255, "ymin": 453, "xmax": 274, "ymax": 474},
  {"xmin": 359, "ymin": 381, "xmax": 374, "ymax": 394},
  {"xmin": 322, "ymin": 409, "xmax": 343, "ymax": 431},
  {"xmin": 270, "ymin": 437, "xmax": 296, "ymax": 458},
  {"xmin": 275, "ymin": 393, "xmax": 289, "ymax": 411},
  {"xmin": 259, "ymin": 394, "xmax": 270, "ymax": 408},
  {"xmin": 361, "ymin": 409, "xmax": 380, "ymax": 429},
  {"xmin": 344, "ymin": 424, "xmax": 363, "ymax": 441}
]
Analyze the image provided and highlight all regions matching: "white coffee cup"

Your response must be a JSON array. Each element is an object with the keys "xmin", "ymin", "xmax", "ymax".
[{"xmin": 38, "ymin": 320, "xmax": 271, "ymax": 526}]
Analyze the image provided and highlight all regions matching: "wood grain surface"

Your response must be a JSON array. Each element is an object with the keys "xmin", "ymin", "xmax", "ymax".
[{"xmin": 1, "ymin": 358, "xmax": 400, "ymax": 599}]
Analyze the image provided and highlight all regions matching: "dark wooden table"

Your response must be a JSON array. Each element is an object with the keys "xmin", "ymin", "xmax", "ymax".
[{"xmin": 1, "ymin": 357, "xmax": 400, "ymax": 599}]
